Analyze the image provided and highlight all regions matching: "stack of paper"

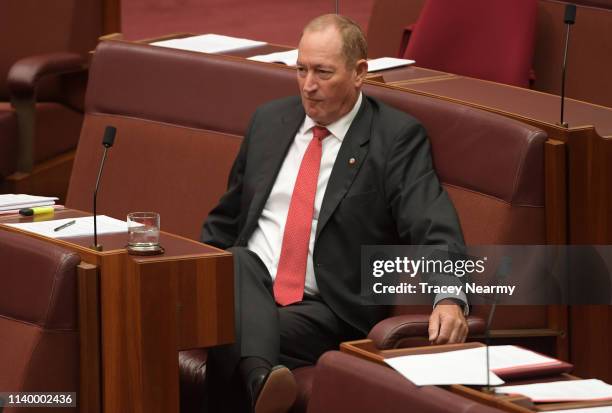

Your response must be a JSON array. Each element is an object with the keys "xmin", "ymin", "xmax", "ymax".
[
  {"xmin": 486, "ymin": 345, "xmax": 571, "ymax": 379},
  {"xmin": 495, "ymin": 379, "xmax": 612, "ymax": 402},
  {"xmin": 384, "ymin": 345, "xmax": 571, "ymax": 386},
  {"xmin": 367, "ymin": 57, "xmax": 415, "ymax": 72},
  {"xmin": 245, "ymin": 53, "xmax": 415, "ymax": 72},
  {"xmin": 0, "ymin": 194, "xmax": 58, "ymax": 212},
  {"xmin": 547, "ymin": 407, "xmax": 612, "ymax": 413},
  {"xmin": 5, "ymin": 215, "xmax": 128, "ymax": 238},
  {"xmin": 384, "ymin": 347, "xmax": 505, "ymax": 386},
  {"xmin": 151, "ymin": 34, "xmax": 266, "ymax": 54},
  {"xmin": 248, "ymin": 49, "xmax": 298, "ymax": 66}
]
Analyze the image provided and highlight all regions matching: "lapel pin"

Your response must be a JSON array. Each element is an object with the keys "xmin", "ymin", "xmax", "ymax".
[{"xmin": 349, "ymin": 157, "xmax": 357, "ymax": 165}]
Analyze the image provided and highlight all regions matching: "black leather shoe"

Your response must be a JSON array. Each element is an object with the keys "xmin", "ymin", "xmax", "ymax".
[{"xmin": 251, "ymin": 365, "xmax": 296, "ymax": 413}]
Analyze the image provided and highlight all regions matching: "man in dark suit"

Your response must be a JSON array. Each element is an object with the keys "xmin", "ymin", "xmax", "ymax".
[{"xmin": 201, "ymin": 14, "xmax": 468, "ymax": 413}]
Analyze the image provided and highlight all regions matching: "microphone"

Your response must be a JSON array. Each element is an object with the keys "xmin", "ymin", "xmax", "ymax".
[
  {"xmin": 559, "ymin": 4, "xmax": 577, "ymax": 128},
  {"xmin": 92, "ymin": 126, "xmax": 116, "ymax": 251},
  {"xmin": 483, "ymin": 255, "xmax": 512, "ymax": 393}
]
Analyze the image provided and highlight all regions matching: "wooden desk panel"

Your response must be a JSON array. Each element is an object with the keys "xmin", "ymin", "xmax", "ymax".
[{"xmin": 392, "ymin": 76, "xmax": 612, "ymax": 137}]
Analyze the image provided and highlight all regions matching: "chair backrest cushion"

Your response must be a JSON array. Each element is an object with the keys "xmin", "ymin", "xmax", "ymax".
[
  {"xmin": 0, "ymin": 229, "xmax": 80, "ymax": 393},
  {"xmin": 404, "ymin": 0, "xmax": 538, "ymax": 87}
]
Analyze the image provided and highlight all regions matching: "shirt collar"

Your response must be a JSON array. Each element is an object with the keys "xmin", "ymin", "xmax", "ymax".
[{"xmin": 301, "ymin": 92, "xmax": 363, "ymax": 142}]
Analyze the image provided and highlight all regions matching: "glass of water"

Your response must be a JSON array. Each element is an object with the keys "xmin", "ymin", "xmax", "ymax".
[{"xmin": 127, "ymin": 212, "xmax": 160, "ymax": 249}]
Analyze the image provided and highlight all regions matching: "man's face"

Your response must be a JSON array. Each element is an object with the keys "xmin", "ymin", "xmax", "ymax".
[{"xmin": 296, "ymin": 27, "xmax": 366, "ymax": 125}]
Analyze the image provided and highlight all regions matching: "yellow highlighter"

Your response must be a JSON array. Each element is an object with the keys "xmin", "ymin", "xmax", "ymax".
[{"xmin": 18, "ymin": 206, "xmax": 55, "ymax": 216}]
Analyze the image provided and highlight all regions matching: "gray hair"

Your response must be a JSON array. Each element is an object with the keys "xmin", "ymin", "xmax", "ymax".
[{"xmin": 303, "ymin": 14, "xmax": 368, "ymax": 67}]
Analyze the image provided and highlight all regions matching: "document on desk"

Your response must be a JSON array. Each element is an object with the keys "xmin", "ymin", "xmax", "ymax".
[
  {"xmin": 248, "ymin": 49, "xmax": 298, "ymax": 66},
  {"xmin": 547, "ymin": 406, "xmax": 612, "ymax": 413},
  {"xmin": 5, "ymin": 215, "xmax": 128, "ymax": 239},
  {"xmin": 367, "ymin": 57, "xmax": 415, "ymax": 72},
  {"xmin": 384, "ymin": 347, "xmax": 504, "ymax": 386},
  {"xmin": 0, "ymin": 194, "xmax": 58, "ymax": 211},
  {"xmin": 151, "ymin": 34, "xmax": 266, "ymax": 54},
  {"xmin": 495, "ymin": 379, "xmax": 612, "ymax": 402}
]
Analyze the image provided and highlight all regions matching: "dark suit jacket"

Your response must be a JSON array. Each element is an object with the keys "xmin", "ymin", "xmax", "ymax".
[{"xmin": 202, "ymin": 94, "xmax": 464, "ymax": 334}]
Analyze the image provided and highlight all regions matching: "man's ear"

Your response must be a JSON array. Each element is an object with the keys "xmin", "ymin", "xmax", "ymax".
[{"xmin": 354, "ymin": 59, "xmax": 368, "ymax": 87}]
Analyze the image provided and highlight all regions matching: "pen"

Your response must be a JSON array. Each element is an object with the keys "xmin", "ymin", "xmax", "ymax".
[{"xmin": 53, "ymin": 220, "xmax": 76, "ymax": 232}]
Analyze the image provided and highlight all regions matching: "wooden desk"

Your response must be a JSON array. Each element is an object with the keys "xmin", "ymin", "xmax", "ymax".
[
  {"xmin": 340, "ymin": 339, "xmax": 612, "ymax": 413},
  {"xmin": 0, "ymin": 209, "xmax": 234, "ymax": 413}
]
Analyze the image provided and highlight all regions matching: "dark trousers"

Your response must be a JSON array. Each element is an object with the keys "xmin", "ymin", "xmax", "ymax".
[{"xmin": 205, "ymin": 247, "xmax": 361, "ymax": 412}]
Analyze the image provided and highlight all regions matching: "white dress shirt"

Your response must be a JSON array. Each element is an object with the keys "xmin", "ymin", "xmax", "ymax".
[{"xmin": 248, "ymin": 93, "xmax": 363, "ymax": 296}]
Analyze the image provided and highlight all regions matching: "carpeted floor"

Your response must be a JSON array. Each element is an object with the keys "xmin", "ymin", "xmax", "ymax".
[{"xmin": 122, "ymin": 0, "xmax": 374, "ymax": 46}]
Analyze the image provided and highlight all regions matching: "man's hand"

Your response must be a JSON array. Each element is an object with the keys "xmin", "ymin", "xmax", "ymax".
[{"xmin": 428, "ymin": 299, "xmax": 468, "ymax": 344}]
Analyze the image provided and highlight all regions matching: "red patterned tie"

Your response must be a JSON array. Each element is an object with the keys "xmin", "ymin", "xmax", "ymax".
[{"xmin": 274, "ymin": 126, "xmax": 330, "ymax": 305}]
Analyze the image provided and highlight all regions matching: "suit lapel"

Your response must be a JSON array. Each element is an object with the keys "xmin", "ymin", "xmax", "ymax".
[
  {"xmin": 315, "ymin": 98, "xmax": 372, "ymax": 239},
  {"xmin": 243, "ymin": 103, "xmax": 305, "ymax": 237}
]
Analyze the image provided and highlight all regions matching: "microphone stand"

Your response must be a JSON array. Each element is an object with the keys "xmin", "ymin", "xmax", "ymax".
[
  {"xmin": 482, "ymin": 300, "xmax": 497, "ymax": 394},
  {"xmin": 481, "ymin": 256, "xmax": 511, "ymax": 394},
  {"xmin": 91, "ymin": 126, "xmax": 116, "ymax": 251},
  {"xmin": 559, "ymin": 4, "xmax": 576, "ymax": 128},
  {"xmin": 92, "ymin": 145, "xmax": 110, "ymax": 251}
]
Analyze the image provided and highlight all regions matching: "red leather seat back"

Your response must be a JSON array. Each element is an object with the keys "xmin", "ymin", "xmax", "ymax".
[
  {"xmin": 362, "ymin": 83, "xmax": 547, "ymax": 329},
  {"xmin": 403, "ymin": 0, "xmax": 537, "ymax": 87},
  {"xmin": 67, "ymin": 40, "xmax": 299, "ymax": 240},
  {"xmin": 0, "ymin": 230, "xmax": 81, "ymax": 404}
]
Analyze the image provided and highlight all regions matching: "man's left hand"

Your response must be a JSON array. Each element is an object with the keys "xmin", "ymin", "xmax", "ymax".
[{"xmin": 428, "ymin": 299, "xmax": 468, "ymax": 344}]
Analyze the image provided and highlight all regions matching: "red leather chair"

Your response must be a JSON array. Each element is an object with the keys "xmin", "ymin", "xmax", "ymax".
[
  {"xmin": 0, "ymin": 0, "xmax": 119, "ymax": 201},
  {"xmin": 0, "ymin": 229, "xmax": 81, "ymax": 413},
  {"xmin": 400, "ymin": 0, "xmax": 537, "ymax": 87}
]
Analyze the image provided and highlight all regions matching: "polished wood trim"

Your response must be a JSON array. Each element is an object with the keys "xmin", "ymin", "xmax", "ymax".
[
  {"xmin": 103, "ymin": 0, "xmax": 121, "ymax": 34},
  {"xmin": 547, "ymin": 305, "xmax": 569, "ymax": 362},
  {"xmin": 570, "ymin": 305, "xmax": 612, "ymax": 381},
  {"xmin": 473, "ymin": 328, "xmax": 565, "ymax": 339},
  {"xmin": 176, "ymin": 255, "xmax": 235, "ymax": 350},
  {"xmin": 78, "ymin": 262, "xmax": 102, "ymax": 413},
  {"xmin": 544, "ymin": 139, "xmax": 568, "ymax": 244},
  {"xmin": 340, "ymin": 339, "xmax": 484, "ymax": 365}
]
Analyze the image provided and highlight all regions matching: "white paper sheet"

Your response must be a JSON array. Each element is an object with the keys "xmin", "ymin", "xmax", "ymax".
[
  {"xmin": 6, "ymin": 215, "xmax": 128, "ymax": 238},
  {"xmin": 495, "ymin": 379, "xmax": 612, "ymax": 402},
  {"xmin": 547, "ymin": 406, "xmax": 612, "ymax": 413},
  {"xmin": 248, "ymin": 49, "xmax": 298, "ymax": 65},
  {"xmin": 151, "ymin": 34, "xmax": 266, "ymax": 54},
  {"xmin": 367, "ymin": 57, "xmax": 415, "ymax": 72},
  {"xmin": 384, "ymin": 347, "xmax": 504, "ymax": 386},
  {"xmin": 486, "ymin": 345, "xmax": 560, "ymax": 371},
  {"xmin": 0, "ymin": 194, "xmax": 58, "ymax": 211}
]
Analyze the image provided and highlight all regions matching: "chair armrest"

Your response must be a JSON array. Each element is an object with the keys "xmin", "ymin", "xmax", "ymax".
[
  {"xmin": 7, "ymin": 52, "xmax": 87, "ymax": 100},
  {"xmin": 368, "ymin": 314, "xmax": 486, "ymax": 350},
  {"xmin": 179, "ymin": 349, "xmax": 207, "ymax": 413}
]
